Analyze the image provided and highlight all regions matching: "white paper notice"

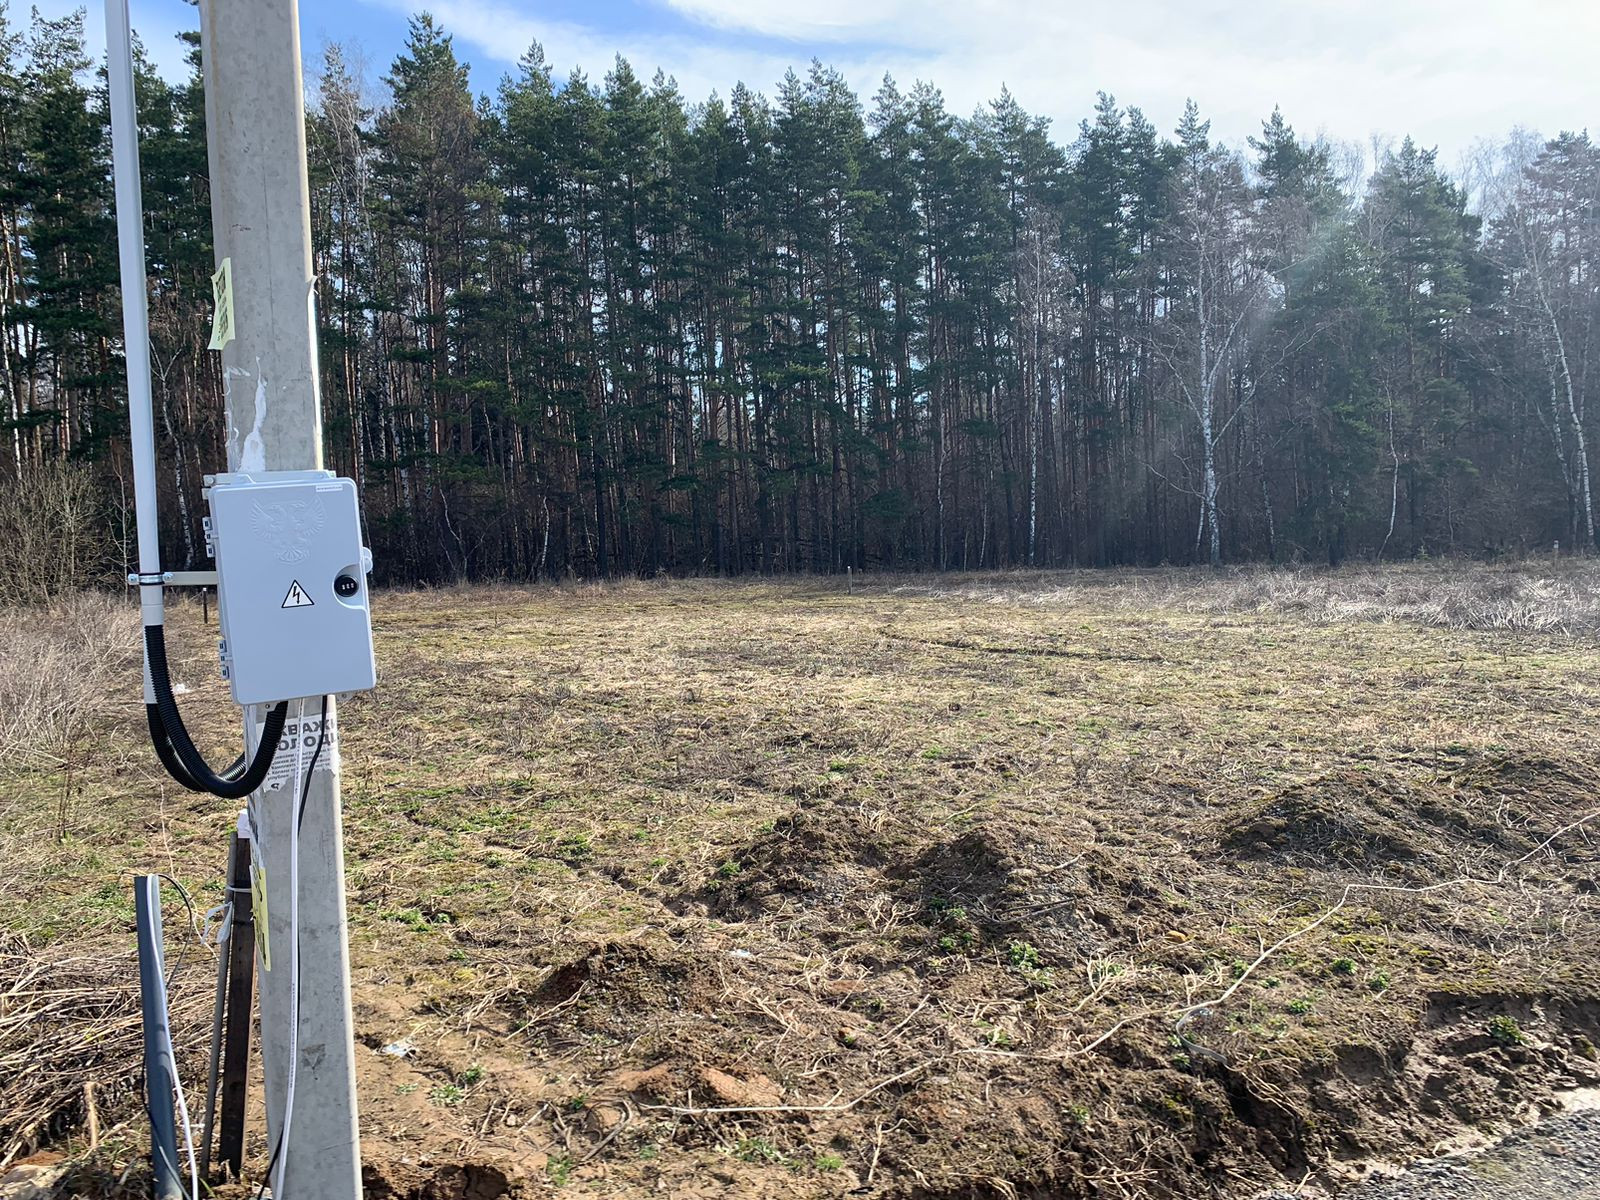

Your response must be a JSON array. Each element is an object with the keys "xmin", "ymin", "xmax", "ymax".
[{"xmin": 258, "ymin": 707, "xmax": 337, "ymax": 793}]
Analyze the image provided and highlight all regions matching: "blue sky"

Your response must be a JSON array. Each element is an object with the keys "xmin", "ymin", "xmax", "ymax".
[{"xmin": 39, "ymin": 0, "xmax": 1600, "ymax": 171}]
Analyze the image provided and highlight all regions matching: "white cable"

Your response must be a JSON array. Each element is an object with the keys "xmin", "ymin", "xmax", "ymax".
[
  {"xmin": 167, "ymin": 1031, "xmax": 201, "ymax": 1200},
  {"xmin": 272, "ymin": 698, "xmax": 309, "ymax": 1200}
]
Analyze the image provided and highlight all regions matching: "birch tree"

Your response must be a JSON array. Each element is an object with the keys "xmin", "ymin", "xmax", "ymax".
[
  {"xmin": 1494, "ymin": 133, "xmax": 1599, "ymax": 551},
  {"xmin": 1154, "ymin": 101, "xmax": 1265, "ymax": 566}
]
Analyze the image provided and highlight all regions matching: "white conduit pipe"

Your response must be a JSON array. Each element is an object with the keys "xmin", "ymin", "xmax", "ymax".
[{"xmin": 104, "ymin": 0, "xmax": 166, "ymax": 700}]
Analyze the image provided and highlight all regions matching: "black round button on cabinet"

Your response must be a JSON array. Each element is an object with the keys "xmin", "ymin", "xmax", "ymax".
[{"xmin": 334, "ymin": 574, "xmax": 360, "ymax": 598}]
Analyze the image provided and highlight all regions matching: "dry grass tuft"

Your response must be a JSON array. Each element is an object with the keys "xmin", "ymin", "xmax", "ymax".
[
  {"xmin": 0, "ymin": 592, "xmax": 139, "ymax": 775},
  {"xmin": 889, "ymin": 558, "xmax": 1600, "ymax": 634},
  {"xmin": 1162, "ymin": 561, "xmax": 1600, "ymax": 632}
]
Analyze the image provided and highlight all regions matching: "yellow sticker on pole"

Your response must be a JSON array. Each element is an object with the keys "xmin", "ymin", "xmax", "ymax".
[
  {"xmin": 209, "ymin": 257, "xmax": 235, "ymax": 350},
  {"xmin": 249, "ymin": 858, "xmax": 271, "ymax": 972}
]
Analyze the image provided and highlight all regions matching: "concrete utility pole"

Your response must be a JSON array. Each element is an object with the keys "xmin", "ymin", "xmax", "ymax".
[{"xmin": 198, "ymin": 3, "xmax": 362, "ymax": 1197}]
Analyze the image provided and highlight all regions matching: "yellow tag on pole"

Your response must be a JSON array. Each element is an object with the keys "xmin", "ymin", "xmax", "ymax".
[
  {"xmin": 209, "ymin": 258, "xmax": 235, "ymax": 350},
  {"xmin": 250, "ymin": 859, "xmax": 271, "ymax": 972}
]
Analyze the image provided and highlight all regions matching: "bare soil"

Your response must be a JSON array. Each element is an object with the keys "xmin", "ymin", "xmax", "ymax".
[{"xmin": 4, "ymin": 563, "xmax": 1600, "ymax": 1199}]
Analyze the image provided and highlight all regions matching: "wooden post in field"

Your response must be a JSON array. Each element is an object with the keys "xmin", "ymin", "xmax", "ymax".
[{"xmin": 217, "ymin": 828, "xmax": 255, "ymax": 1180}]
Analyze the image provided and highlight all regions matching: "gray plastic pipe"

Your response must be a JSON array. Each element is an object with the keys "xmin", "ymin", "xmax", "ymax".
[
  {"xmin": 104, "ymin": 0, "xmax": 165, "ymax": 702},
  {"xmin": 135, "ymin": 877, "xmax": 184, "ymax": 1200}
]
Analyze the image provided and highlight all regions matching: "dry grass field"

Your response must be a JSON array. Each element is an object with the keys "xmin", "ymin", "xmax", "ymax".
[{"xmin": 4, "ymin": 561, "xmax": 1600, "ymax": 1199}]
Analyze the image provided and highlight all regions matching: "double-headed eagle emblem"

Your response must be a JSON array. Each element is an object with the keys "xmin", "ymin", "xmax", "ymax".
[{"xmin": 251, "ymin": 496, "xmax": 327, "ymax": 564}]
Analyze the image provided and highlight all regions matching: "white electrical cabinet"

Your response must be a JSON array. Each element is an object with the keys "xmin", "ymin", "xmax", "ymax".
[{"xmin": 206, "ymin": 470, "xmax": 377, "ymax": 705}]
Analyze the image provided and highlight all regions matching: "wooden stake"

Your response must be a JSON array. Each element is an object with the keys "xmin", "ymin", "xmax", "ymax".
[
  {"xmin": 83, "ymin": 1081, "xmax": 99, "ymax": 1151},
  {"xmin": 217, "ymin": 829, "xmax": 255, "ymax": 1180}
]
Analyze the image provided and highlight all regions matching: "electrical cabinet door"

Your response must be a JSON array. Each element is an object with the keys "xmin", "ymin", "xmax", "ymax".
[{"xmin": 207, "ymin": 471, "xmax": 376, "ymax": 705}]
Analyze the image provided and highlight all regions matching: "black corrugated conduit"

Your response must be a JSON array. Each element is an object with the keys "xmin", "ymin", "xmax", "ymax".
[{"xmin": 143, "ymin": 624, "xmax": 287, "ymax": 799}]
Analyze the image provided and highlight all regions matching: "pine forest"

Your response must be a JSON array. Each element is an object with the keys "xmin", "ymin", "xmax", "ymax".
[{"xmin": 2, "ymin": 7, "xmax": 1598, "ymax": 582}]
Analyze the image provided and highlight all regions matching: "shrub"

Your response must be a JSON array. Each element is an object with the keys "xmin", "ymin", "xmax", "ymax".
[
  {"xmin": 1007, "ymin": 940, "xmax": 1043, "ymax": 970},
  {"xmin": 1488, "ymin": 1015, "xmax": 1524, "ymax": 1046},
  {"xmin": 0, "ymin": 461, "xmax": 115, "ymax": 605}
]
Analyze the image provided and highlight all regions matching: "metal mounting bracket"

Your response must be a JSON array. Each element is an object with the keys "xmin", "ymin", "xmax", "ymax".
[{"xmin": 127, "ymin": 571, "xmax": 220, "ymax": 587}]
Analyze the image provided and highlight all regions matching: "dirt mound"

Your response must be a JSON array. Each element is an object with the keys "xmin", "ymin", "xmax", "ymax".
[
  {"xmin": 364, "ymin": 1160, "xmax": 514, "ymax": 1200},
  {"xmin": 507, "ymin": 938, "xmax": 722, "ymax": 1045},
  {"xmin": 887, "ymin": 825, "xmax": 1097, "ymax": 957},
  {"xmin": 1220, "ymin": 772, "xmax": 1434, "ymax": 868},
  {"xmin": 1449, "ymin": 751, "xmax": 1600, "ymax": 810},
  {"xmin": 697, "ymin": 803, "xmax": 1126, "ymax": 970},
  {"xmin": 696, "ymin": 801, "xmax": 894, "ymax": 916},
  {"xmin": 893, "ymin": 827, "xmax": 1018, "ymax": 908},
  {"xmin": 1220, "ymin": 753, "xmax": 1600, "ymax": 877}
]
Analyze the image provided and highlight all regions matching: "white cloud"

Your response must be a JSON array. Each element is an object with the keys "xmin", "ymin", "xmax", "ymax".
[
  {"xmin": 366, "ymin": 0, "xmax": 1598, "ymax": 164},
  {"xmin": 361, "ymin": 0, "xmax": 822, "ymax": 104},
  {"xmin": 652, "ymin": 0, "xmax": 927, "ymax": 45}
]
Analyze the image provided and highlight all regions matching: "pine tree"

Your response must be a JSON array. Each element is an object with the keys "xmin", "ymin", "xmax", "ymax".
[
  {"xmin": 371, "ymin": 14, "xmax": 484, "ymax": 579},
  {"xmin": 1364, "ymin": 139, "xmax": 1482, "ymax": 556},
  {"xmin": 15, "ymin": 9, "xmax": 113, "ymax": 460}
]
